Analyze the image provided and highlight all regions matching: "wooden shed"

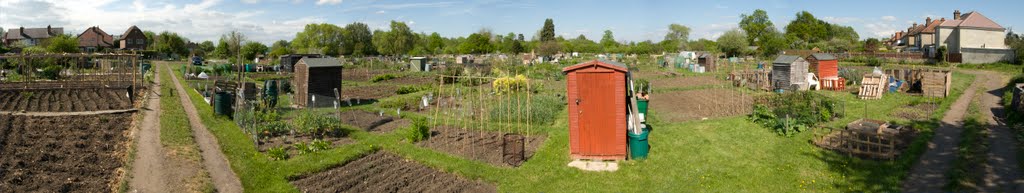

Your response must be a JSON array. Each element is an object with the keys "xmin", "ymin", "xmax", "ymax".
[
  {"xmin": 771, "ymin": 55, "xmax": 810, "ymax": 91},
  {"xmin": 409, "ymin": 57, "xmax": 430, "ymax": 72},
  {"xmin": 698, "ymin": 53, "xmax": 717, "ymax": 72},
  {"xmin": 562, "ymin": 59, "xmax": 628, "ymax": 160},
  {"xmin": 807, "ymin": 53, "xmax": 839, "ymax": 80},
  {"xmin": 279, "ymin": 54, "xmax": 322, "ymax": 72},
  {"xmin": 294, "ymin": 57, "xmax": 342, "ymax": 108}
]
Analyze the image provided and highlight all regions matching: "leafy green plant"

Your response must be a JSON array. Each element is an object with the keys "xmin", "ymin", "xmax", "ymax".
[
  {"xmin": 489, "ymin": 94, "xmax": 563, "ymax": 125},
  {"xmin": 371, "ymin": 74, "xmax": 397, "ymax": 82},
  {"xmin": 310, "ymin": 139, "xmax": 331, "ymax": 151},
  {"xmin": 255, "ymin": 121, "xmax": 289, "ymax": 138},
  {"xmin": 406, "ymin": 118, "xmax": 430, "ymax": 142},
  {"xmin": 294, "ymin": 141, "xmax": 315, "ymax": 155},
  {"xmin": 865, "ymin": 57, "xmax": 883, "ymax": 67},
  {"xmin": 293, "ymin": 111, "xmax": 347, "ymax": 137},
  {"xmin": 396, "ymin": 85, "xmax": 426, "ymax": 95},
  {"xmin": 267, "ymin": 146, "xmax": 289, "ymax": 160},
  {"xmin": 493, "ymin": 75, "xmax": 529, "ymax": 94},
  {"xmin": 748, "ymin": 92, "xmax": 842, "ymax": 136},
  {"xmin": 39, "ymin": 65, "xmax": 62, "ymax": 80}
]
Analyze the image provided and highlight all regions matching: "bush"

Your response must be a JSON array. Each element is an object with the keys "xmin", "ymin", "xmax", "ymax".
[
  {"xmin": 39, "ymin": 65, "xmax": 62, "ymax": 80},
  {"xmin": 406, "ymin": 118, "xmax": 430, "ymax": 142},
  {"xmin": 749, "ymin": 92, "xmax": 843, "ymax": 136},
  {"xmin": 493, "ymin": 75, "xmax": 529, "ymax": 94},
  {"xmin": 438, "ymin": 67, "xmax": 462, "ymax": 84},
  {"xmin": 396, "ymin": 85, "xmax": 427, "ymax": 95},
  {"xmin": 267, "ymin": 146, "xmax": 289, "ymax": 160},
  {"xmin": 371, "ymin": 74, "xmax": 397, "ymax": 82},
  {"xmin": 293, "ymin": 111, "xmax": 346, "ymax": 137},
  {"xmin": 865, "ymin": 57, "xmax": 883, "ymax": 66}
]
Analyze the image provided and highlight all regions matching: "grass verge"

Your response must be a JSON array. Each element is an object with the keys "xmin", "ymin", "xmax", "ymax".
[
  {"xmin": 158, "ymin": 63, "xmax": 216, "ymax": 193},
  {"xmin": 944, "ymin": 87, "xmax": 989, "ymax": 191}
]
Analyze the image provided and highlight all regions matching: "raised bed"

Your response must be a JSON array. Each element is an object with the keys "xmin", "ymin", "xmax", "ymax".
[
  {"xmin": 0, "ymin": 89, "xmax": 132, "ymax": 112},
  {"xmin": 290, "ymin": 151, "xmax": 496, "ymax": 193},
  {"xmin": 418, "ymin": 126, "xmax": 544, "ymax": 167},
  {"xmin": 0, "ymin": 113, "xmax": 132, "ymax": 192}
]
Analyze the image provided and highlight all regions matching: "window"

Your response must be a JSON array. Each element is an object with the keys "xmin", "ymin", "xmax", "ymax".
[
  {"xmin": 127, "ymin": 39, "xmax": 133, "ymax": 44},
  {"xmin": 137, "ymin": 39, "xmax": 144, "ymax": 45}
]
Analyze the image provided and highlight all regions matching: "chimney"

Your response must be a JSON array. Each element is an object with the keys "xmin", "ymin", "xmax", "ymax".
[
  {"xmin": 926, "ymin": 17, "xmax": 932, "ymax": 24},
  {"xmin": 19, "ymin": 27, "xmax": 25, "ymax": 37},
  {"xmin": 954, "ymin": 10, "xmax": 961, "ymax": 20},
  {"xmin": 47, "ymin": 25, "xmax": 52, "ymax": 36},
  {"xmin": 941, "ymin": 18, "xmax": 946, "ymax": 22}
]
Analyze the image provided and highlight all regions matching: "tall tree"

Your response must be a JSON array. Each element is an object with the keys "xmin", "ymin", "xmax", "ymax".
[
  {"xmin": 664, "ymin": 24, "xmax": 691, "ymax": 50},
  {"xmin": 342, "ymin": 22, "xmax": 375, "ymax": 56},
  {"xmin": 716, "ymin": 29, "xmax": 748, "ymax": 57},
  {"xmin": 154, "ymin": 31, "xmax": 188, "ymax": 57},
  {"xmin": 240, "ymin": 41, "xmax": 268, "ymax": 61},
  {"xmin": 458, "ymin": 33, "xmax": 493, "ymax": 54},
  {"xmin": 740, "ymin": 9, "xmax": 774, "ymax": 45},
  {"xmin": 540, "ymin": 18, "xmax": 556, "ymax": 42},
  {"xmin": 600, "ymin": 30, "xmax": 618, "ymax": 51},
  {"xmin": 213, "ymin": 39, "xmax": 230, "ymax": 59},
  {"xmin": 143, "ymin": 31, "xmax": 157, "ymax": 50},
  {"xmin": 863, "ymin": 38, "xmax": 880, "ymax": 52},
  {"xmin": 221, "ymin": 31, "xmax": 247, "ymax": 59},
  {"xmin": 291, "ymin": 23, "xmax": 344, "ymax": 56},
  {"xmin": 785, "ymin": 11, "xmax": 829, "ymax": 44},
  {"xmin": 372, "ymin": 21, "xmax": 416, "ymax": 56},
  {"xmin": 198, "ymin": 41, "xmax": 215, "ymax": 56},
  {"xmin": 268, "ymin": 40, "xmax": 293, "ymax": 59}
]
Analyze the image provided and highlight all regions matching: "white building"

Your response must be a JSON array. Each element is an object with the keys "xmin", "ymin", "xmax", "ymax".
[{"xmin": 934, "ymin": 10, "xmax": 1015, "ymax": 63}]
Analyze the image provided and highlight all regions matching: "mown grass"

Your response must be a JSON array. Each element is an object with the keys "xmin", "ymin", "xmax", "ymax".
[
  {"xmin": 170, "ymin": 60, "xmax": 979, "ymax": 192},
  {"xmin": 945, "ymin": 87, "xmax": 989, "ymax": 191},
  {"xmin": 156, "ymin": 63, "xmax": 215, "ymax": 192}
]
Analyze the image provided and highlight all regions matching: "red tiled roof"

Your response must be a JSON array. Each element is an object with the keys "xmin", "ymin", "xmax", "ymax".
[
  {"xmin": 77, "ymin": 26, "xmax": 114, "ymax": 47},
  {"xmin": 906, "ymin": 25, "xmax": 925, "ymax": 36},
  {"xmin": 920, "ymin": 19, "xmax": 943, "ymax": 33},
  {"xmin": 958, "ymin": 11, "xmax": 1004, "ymax": 30}
]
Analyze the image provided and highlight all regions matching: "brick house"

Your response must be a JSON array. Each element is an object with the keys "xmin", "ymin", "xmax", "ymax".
[
  {"xmin": 2, "ymin": 25, "xmax": 63, "ymax": 47},
  {"xmin": 118, "ymin": 25, "xmax": 147, "ymax": 50},
  {"xmin": 77, "ymin": 26, "xmax": 115, "ymax": 52}
]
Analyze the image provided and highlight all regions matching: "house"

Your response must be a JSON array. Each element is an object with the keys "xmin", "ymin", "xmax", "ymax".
[
  {"xmin": 771, "ymin": 55, "xmax": 810, "ymax": 91},
  {"xmin": 293, "ymin": 57, "xmax": 342, "ymax": 108},
  {"xmin": 902, "ymin": 23, "xmax": 924, "ymax": 50},
  {"xmin": 888, "ymin": 31, "xmax": 905, "ymax": 47},
  {"xmin": 2, "ymin": 25, "xmax": 63, "ymax": 46},
  {"xmin": 807, "ymin": 53, "xmax": 838, "ymax": 80},
  {"xmin": 409, "ymin": 57, "xmax": 430, "ymax": 72},
  {"xmin": 77, "ymin": 26, "xmax": 115, "ymax": 52},
  {"xmin": 562, "ymin": 59, "xmax": 629, "ymax": 160},
  {"xmin": 279, "ymin": 54, "xmax": 323, "ymax": 72},
  {"xmin": 118, "ymin": 25, "xmax": 147, "ymax": 50},
  {"xmin": 934, "ymin": 10, "xmax": 1015, "ymax": 63},
  {"xmin": 915, "ymin": 17, "xmax": 944, "ymax": 52}
]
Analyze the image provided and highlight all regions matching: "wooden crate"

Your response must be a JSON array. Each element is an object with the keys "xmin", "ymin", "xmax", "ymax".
[{"xmin": 729, "ymin": 70, "xmax": 771, "ymax": 91}]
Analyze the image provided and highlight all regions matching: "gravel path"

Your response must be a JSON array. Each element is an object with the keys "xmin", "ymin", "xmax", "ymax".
[
  {"xmin": 167, "ymin": 64, "xmax": 243, "ymax": 193},
  {"xmin": 902, "ymin": 71, "xmax": 984, "ymax": 192}
]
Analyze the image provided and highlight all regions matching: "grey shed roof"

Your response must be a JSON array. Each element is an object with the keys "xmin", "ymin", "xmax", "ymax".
[
  {"xmin": 773, "ymin": 55, "xmax": 803, "ymax": 64},
  {"xmin": 597, "ymin": 59, "xmax": 628, "ymax": 69},
  {"xmin": 810, "ymin": 53, "xmax": 836, "ymax": 60},
  {"xmin": 300, "ymin": 57, "xmax": 342, "ymax": 68},
  {"xmin": 4, "ymin": 27, "xmax": 63, "ymax": 40}
]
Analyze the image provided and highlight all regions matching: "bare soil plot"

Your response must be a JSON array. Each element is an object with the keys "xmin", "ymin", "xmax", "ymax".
[
  {"xmin": 385, "ymin": 76, "xmax": 435, "ymax": 85},
  {"xmin": 342, "ymin": 85, "xmax": 398, "ymax": 100},
  {"xmin": 649, "ymin": 76, "xmax": 727, "ymax": 89},
  {"xmin": 0, "ymin": 113, "xmax": 132, "ymax": 192},
  {"xmin": 649, "ymin": 88, "xmax": 753, "ymax": 122},
  {"xmin": 891, "ymin": 103, "xmax": 939, "ymax": 120},
  {"xmin": 0, "ymin": 89, "xmax": 132, "ymax": 112},
  {"xmin": 290, "ymin": 151, "xmax": 496, "ymax": 193},
  {"xmin": 336, "ymin": 110, "xmax": 410, "ymax": 133},
  {"xmin": 418, "ymin": 126, "xmax": 544, "ymax": 167},
  {"xmin": 257, "ymin": 134, "xmax": 355, "ymax": 155},
  {"xmin": 342, "ymin": 69, "xmax": 397, "ymax": 82}
]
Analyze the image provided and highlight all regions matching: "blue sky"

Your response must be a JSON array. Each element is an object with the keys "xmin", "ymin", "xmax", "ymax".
[{"xmin": 1, "ymin": 0, "xmax": 1022, "ymax": 44}]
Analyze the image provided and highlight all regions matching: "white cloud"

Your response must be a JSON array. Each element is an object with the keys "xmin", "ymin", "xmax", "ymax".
[
  {"xmin": 344, "ymin": 1, "xmax": 457, "ymax": 12},
  {"xmin": 375, "ymin": 10, "xmax": 386, "ymax": 14},
  {"xmin": 694, "ymin": 22, "xmax": 738, "ymax": 39},
  {"xmin": 881, "ymin": 16, "xmax": 896, "ymax": 22},
  {"xmin": 315, "ymin": 0, "xmax": 342, "ymax": 6},
  {"xmin": 241, "ymin": 0, "xmax": 261, "ymax": 4}
]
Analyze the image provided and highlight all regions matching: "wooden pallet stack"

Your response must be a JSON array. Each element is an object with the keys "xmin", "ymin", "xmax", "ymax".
[
  {"xmin": 858, "ymin": 74, "xmax": 887, "ymax": 99},
  {"xmin": 728, "ymin": 70, "xmax": 771, "ymax": 91},
  {"xmin": 821, "ymin": 77, "xmax": 846, "ymax": 91}
]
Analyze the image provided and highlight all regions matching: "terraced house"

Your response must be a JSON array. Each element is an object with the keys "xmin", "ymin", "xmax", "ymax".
[{"xmin": 1, "ymin": 25, "xmax": 63, "ymax": 47}]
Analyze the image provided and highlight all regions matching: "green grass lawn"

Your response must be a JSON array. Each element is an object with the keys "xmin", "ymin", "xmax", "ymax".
[{"xmin": 169, "ymin": 61, "xmax": 979, "ymax": 192}]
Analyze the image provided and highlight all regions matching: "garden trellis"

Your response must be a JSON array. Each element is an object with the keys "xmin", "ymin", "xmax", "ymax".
[{"xmin": 428, "ymin": 74, "xmax": 535, "ymax": 166}]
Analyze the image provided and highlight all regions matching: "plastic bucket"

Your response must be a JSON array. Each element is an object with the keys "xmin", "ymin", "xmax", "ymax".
[{"xmin": 628, "ymin": 127, "xmax": 651, "ymax": 160}]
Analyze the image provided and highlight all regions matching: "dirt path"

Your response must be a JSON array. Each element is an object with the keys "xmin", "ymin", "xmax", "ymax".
[
  {"xmin": 129, "ymin": 66, "xmax": 170, "ymax": 192},
  {"xmin": 902, "ymin": 71, "xmax": 985, "ymax": 192},
  {"xmin": 976, "ymin": 71, "xmax": 1024, "ymax": 192},
  {"xmin": 166, "ymin": 64, "xmax": 243, "ymax": 193}
]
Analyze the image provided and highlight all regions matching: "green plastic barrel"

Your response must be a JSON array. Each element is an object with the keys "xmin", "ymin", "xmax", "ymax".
[
  {"xmin": 214, "ymin": 92, "xmax": 234, "ymax": 118},
  {"xmin": 628, "ymin": 127, "xmax": 651, "ymax": 160},
  {"xmin": 264, "ymin": 80, "xmax": 279, "ymax": 107},
  {"xmin": 244, "ymin": 64, "xmax": 254, "ymax": 72},
  {"xmin": 637, "ymin": 99, "xmax": 649, "ymax": 115}
]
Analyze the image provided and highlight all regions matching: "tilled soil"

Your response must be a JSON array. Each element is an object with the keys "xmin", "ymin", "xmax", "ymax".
[
  {"xmin": 0, "ymin": 89, "xmax": 132, "ymax": 112},
  {"xmin": 342, "ymin": 69, "xmax": 398, "ymax": 82},
  {"xmin": 337, "ymin": 110, "xmax": 411, "ymax": 133},
  {"xmin": 343, "ymin": 85, "xmax": 398, "ymax": 100},
  {"xmin": 891, "ymin": 103, "xmax": 939, "ymax": 120},
  {"xmin": 649, "ymin": 76, "xmax": 727, "ymax": 89},
  {"xmin": 290, "ymin": 151, "xmax": 496, "ymax": 193},
  {"xmin": 418, "ymin": 126, "xmax": 544, "ymax": 167},
  {"xmin": 0, "ymin": 113, "xmax": 132, "ymax": 192},
  {"xmin": 650, "ymin": 89, "xmax": 753, "ymax": 122},
  {"xmin": 385, "ymin": 76, "xmax": 435, "ymax": 85},
  {"xmin": 257, "ymin": 133, "xmax": 355, "ymax": 154}
]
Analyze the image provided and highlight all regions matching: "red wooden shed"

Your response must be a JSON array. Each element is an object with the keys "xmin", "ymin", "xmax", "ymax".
[
  {"xmin": 807, "ymin": 53, "xmax": 839, "ymax": 80},
  {"xmin": 562, "ymin": 60, "xmax": 628, "ymax": 160}
]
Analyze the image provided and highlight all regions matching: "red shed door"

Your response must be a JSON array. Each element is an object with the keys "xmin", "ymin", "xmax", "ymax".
[{"xmin": 576, "ymin": 72, "xmax": 617, "ymax": 156}]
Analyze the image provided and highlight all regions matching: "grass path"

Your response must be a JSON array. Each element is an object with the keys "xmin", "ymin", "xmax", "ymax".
[
  {"xmin": 902, "ymin": 71, "xmax": 983, "ymax": 192},
  {"xmin": 975, "ymin": 71, "xmax": 1024, "ymax": 192},
  {"xmin": 166, "ymin": 63, "xmax": 243, "ymax": 192}
]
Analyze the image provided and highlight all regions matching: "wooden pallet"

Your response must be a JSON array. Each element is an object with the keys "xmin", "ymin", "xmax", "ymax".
[{"xmin": 858, "ymin": 74, "xmax": 887, "ymax": 100}]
